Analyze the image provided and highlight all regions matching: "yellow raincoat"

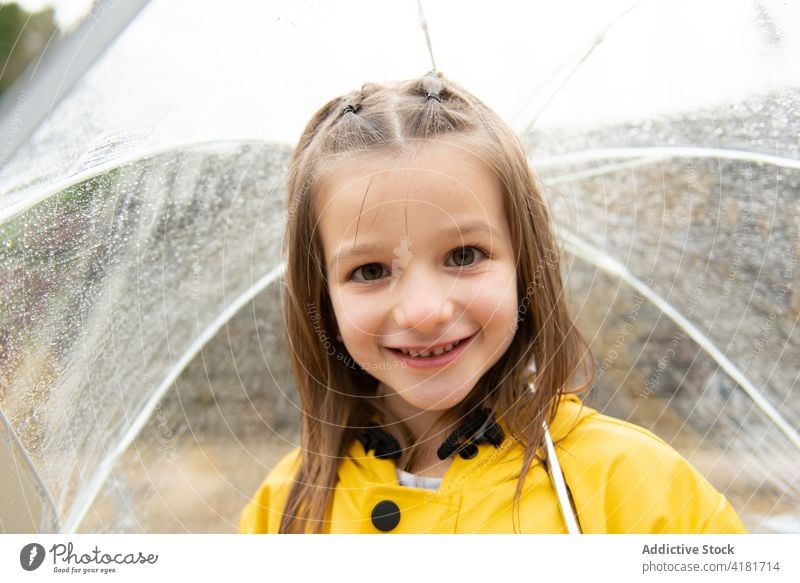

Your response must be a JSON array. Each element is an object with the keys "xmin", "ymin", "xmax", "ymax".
[{"xmin": 239, "ymin": 395, "xmax": 746, "ymax": 533}]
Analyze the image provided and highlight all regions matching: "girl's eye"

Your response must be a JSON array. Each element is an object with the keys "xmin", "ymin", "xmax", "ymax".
[
  {"xmin": 351, "ymin": 263, "xmax": 388, "ymax": 282},
  {"xmin": 349, "ymin": 246, "xmax": 487, "ymax": 282},
  {"xmin": 448, "ymin": 246, "xmax": 485, "ymax": 267}
]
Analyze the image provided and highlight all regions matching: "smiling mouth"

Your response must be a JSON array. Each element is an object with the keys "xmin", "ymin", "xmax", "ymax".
[{"xmin": 387, "ymin": 333, "xmax": 475, "ymax": 359}]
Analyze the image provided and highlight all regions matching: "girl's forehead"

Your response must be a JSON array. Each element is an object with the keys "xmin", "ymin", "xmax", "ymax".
[
  {"xmin": 313, "ymin": 142, "xmax": 511, "ymax": 246},
  {"xmin": 315, "ymin": 141, "xmax": 500, "ymax": 207}
]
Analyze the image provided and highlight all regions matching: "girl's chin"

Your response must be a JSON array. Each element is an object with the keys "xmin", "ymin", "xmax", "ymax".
[{"xmin": 392, "ymin": 384, "xmax": 474, "ymax": 412}]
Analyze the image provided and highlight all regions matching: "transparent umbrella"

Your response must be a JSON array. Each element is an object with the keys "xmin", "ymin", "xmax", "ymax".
[{"xmin": 0, "ymin": 0, "xmax": 798, "ymax": 533}]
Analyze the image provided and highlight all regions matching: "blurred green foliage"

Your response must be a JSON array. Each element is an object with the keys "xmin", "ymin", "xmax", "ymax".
[{"xmin": 0, "ymin": 2, "xmax": 58, "ymax": 95}]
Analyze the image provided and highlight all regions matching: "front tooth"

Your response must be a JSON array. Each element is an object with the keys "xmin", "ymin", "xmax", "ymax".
[{"xmin": 402, "ymin": 343, "xmax": 459, "ymax": 358}]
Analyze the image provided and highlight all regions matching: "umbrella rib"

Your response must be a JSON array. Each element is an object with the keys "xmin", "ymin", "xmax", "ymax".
[
  {"xmin": 543, "ymin": 155, "xmax": 665, "ymax": 184},
  {"xmin": 558, "ymin": 227, "xmax": 800, "ymax": 455},
  {"xmin": 534, "ymin": 147, "xmax": 800, "ymax": 172},
  {"xmin": 1, "ymin": 138, "xmax": 287, "ymax": 222},
  {"xmin": 518, "ymin": 0, "xmax": 651, "ymax": 134},
  {"xmin": 417, "ymin": 0, "xmax": 437, "ymax": 72},
  {"xmin": 0, "ymin": 0, "xmax": 151, "ymax": 171},
  {"xmin": 0, "ymin": 407, "xmax": 61, "ymax": 531},
  {"xmin": 62, "ymin": 262, "xmax": 286, "ymax": 534},
  {"xmin": 521, "ymin": 37, "xmax": 604, "ymax": 136}
]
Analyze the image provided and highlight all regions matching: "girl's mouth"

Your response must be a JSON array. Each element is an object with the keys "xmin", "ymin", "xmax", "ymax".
[{"xmin": 386, "ymin": 332, "xmax": 477, "ymax": 369}]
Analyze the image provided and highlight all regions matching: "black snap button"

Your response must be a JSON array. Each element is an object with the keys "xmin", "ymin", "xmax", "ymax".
[
  {"xmin": 371, "ymin": 500, "xmax": 401, "ymax": 532},
  {"xmin": 459, "ymin": 442, "xmax": 479, "ymax": 459}
]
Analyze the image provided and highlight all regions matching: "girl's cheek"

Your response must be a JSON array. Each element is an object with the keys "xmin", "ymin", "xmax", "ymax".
[
  {"xmin": 331, "ymin": 290, "xmax": 380, "ymax": 339},
  {"xmin": 469, "ymin": 269, "xmax": 518, "ymax": 314}
]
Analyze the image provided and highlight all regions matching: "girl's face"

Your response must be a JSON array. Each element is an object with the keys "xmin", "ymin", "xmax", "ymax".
[{"xmin": 315, "ymin": 141, "xmax": 519, "ymax": 415}]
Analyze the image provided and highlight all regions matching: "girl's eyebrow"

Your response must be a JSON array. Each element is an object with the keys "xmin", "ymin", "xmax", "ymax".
[{"xmin": 328, "ymin": 221, "xmax": 500, "ymax": 272}]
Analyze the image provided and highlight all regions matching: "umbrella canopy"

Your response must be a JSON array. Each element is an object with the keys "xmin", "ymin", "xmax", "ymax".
[{"xmin": 1, "ymin": 0, "xmax": 798, "ymax": 533}]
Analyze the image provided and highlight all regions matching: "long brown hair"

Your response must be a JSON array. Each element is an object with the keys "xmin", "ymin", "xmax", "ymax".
[{"xmin": 280, "ymin": 71, "xmax": 592, "ymax": 533}]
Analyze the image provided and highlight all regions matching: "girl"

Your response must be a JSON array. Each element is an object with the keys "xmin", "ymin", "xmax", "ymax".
[{"xmin": 239, "ymin": 71, "xmax": 746, "ymax": 534}]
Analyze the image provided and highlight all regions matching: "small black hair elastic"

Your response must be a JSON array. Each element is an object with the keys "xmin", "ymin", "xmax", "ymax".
[
  {"xmin": 343, "ymin": 104, "xmax": 360, "ymax": 114},
  {"xmin": 426, "ymin": 91, "xmax": 441, "ymax": 102}
]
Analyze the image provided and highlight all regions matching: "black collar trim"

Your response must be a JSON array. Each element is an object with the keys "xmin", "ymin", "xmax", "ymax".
[
  {"xmin": 357, "ymin": 408, "xmax": 505, "ymax": 462},
  {"xmin": 357, "ymin": 422, "xmax": 403, "ymax": 460}
]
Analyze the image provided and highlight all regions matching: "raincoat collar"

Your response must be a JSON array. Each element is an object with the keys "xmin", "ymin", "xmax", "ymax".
[{"xmin": 347, "ymin": 394, "xmax": 592, "ymax": 493}]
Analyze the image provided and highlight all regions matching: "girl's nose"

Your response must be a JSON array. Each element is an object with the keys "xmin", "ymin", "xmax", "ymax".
[{"xmin": 390, "ymin": 265, "xmax": 455, "ymax": 334}]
